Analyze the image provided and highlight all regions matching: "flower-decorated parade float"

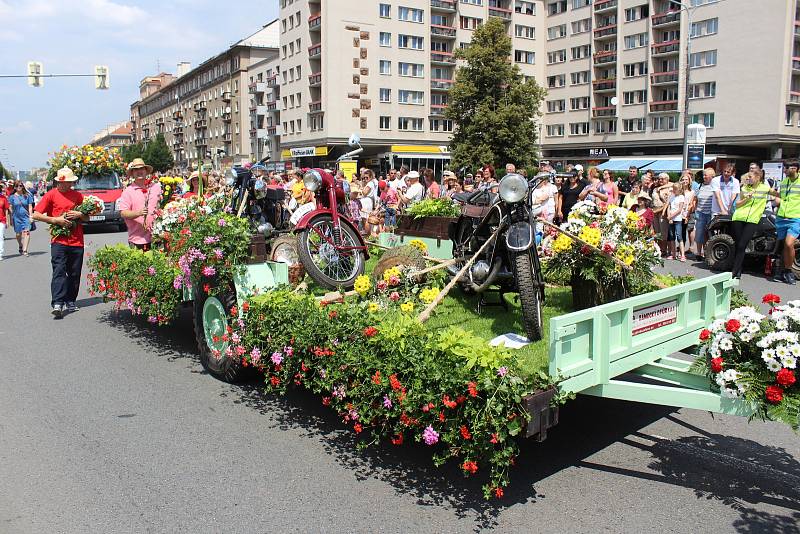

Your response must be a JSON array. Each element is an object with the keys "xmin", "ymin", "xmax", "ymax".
[{"xmin": 88, "ymin": 161, "xmax": 798, "ymax": 500}]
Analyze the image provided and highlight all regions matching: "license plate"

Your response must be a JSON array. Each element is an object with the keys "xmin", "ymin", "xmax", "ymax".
[
  {"xmin": 290, "ymin": 202, "xmax": 315, "ymax": 225},
  {"xmin": 90, "ymin": 215, "xmax": 106, "ymax": 222}
]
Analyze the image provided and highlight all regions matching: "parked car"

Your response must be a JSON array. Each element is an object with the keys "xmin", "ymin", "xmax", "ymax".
[{"xmin": 73, "ymin": 172, "xmax": 126, "ymax": 231}]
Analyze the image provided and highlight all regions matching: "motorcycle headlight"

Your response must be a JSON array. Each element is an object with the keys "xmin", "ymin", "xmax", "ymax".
[
  {"xmin": 499, "ymin": 173, "xmax": 528, "ymax": 203},
  {"xmin": 304, "ymin": 170, "xmax": 322, "ymax": 192}
]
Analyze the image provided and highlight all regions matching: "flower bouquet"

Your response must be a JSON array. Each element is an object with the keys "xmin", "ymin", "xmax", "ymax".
[
  {"xmin": 541, "ymin": 201, "xmax": 662, "ymax": 309},
  {"xmin": 49, "ymin": 194, "xmax": 104, "ymax": 238},
  {"xmin": 47, "ymin": 144, "xmax": 124, "ymax": 180},
  {"xmin": 158, "ymin": 176, "xmax": 183, "ymax": 208},
  {"xmin": 693, "ymin": 294, "xmax": 800, "ymax": 429}
]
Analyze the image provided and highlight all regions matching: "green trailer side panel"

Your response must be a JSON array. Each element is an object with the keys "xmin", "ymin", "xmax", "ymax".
[
  {"xmin": 233, "ymin": 262, "xmax": 290, "ymax": 306},
  {"xmin": 378, "ymin": 232, "xmax": 453, "ymax": 260}
]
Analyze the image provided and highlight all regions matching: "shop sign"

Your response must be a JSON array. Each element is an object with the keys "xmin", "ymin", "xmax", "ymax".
[
  {"xmin": 687, "ymin": 144, "xmax": 705, "ymax": 170},
  {"xmin": 632, "ymin": 300, "xmax": 678, "ymax": 336},
  {"xmin": 588, "ymin": 148, "xmax": 608, "ymax": 157}
]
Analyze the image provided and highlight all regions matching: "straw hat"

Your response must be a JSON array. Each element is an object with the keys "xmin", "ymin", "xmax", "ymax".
[
  {"xmin": 189, "ymin": 170, "xmax": 200, "ymax": 180},
  {"xmin": 55, "ymin": 167, "xmax": 78, "ymax": 182},
  {"xmin": 637, "ymin": 191, "xmax": 652, "ymax": 202},
  {"xmin": 126, "ymin": 158, "xmax": 153, "ymax": 176}
]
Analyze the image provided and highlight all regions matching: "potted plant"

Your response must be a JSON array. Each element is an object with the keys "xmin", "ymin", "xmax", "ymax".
[{"xmin": 396, "ymin": 198, "xmax": 460, "ymax": 240}]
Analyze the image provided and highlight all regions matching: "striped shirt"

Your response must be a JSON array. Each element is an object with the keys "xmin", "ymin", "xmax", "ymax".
[{"xmin": 695, "ymin": 184, "xmax": 715, "ymax": 215}]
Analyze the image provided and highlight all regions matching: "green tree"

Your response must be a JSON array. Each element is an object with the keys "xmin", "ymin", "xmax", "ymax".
[
  {"xmin": 446, "ymin": 17, "xmax": 546, "ymax": 171},
  {"xmin": 0, "ymin": 162, "xmax": 13, "ymax": 181},
  {"xmin": 121, "ymin": 142, "xmax": 144, "ymax": 164},
  {"xmin": 143, "ymin": 134, "xmax": 174, "ymax": 172}
]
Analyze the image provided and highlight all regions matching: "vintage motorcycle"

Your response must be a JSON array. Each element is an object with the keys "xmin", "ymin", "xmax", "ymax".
[
  {"xmin": 449, "ymin": 172, "xmax": 549, "ymax": 341},
  {"xmin": 294, "ymin": 135, "xmax": 369, "ymax": 289}
]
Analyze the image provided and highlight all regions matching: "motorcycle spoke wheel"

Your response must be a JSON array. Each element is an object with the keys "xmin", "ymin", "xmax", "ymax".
[{"xmin": 301, "ymin": 217, "xmax": 364, "ymax": 287}]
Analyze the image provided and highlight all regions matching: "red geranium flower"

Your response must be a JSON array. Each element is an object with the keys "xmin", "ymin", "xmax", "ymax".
[
  {"xmin": 322, "ymin": 396, "xmax": 331, "ymax": 406},
  {"xmin": 467, "ymin": 382, "xmax": 478, "ymax": 398},
  {"xmin": 269, "ymin": 376, "xmax": 280, "ymax": 387},
  {"xmin": 461, "ymin": 460, "xmax": 478, "ymax": 474},
  {"xmin": 372, "ymin": 371, "xmax": 382, "ymax": 385},
  {"xmin": 494, "ymin": 487, "xmax": 504, "ymax": 498},
  {"xmin": 391, "ymin": 433, "xmax": 404, "ymax": 445},
  {"xmin": 242, "ymin": 301, "xmax": 250, "ymax": 312},
  {"xmin": 230, "ymin": 306, "xmax": 238, "ymax": 317},
  {"xmin": 699, "ymin": 329, "xmax": 711, "ymax": 341},
  {"xmin": 762, "ymin": 293, "xmax": 782, "ymax": 305},
  {"xmin": 438, "ymin": 411, "xmax": 446, "ymax": 422},
  {"xmin": 710, "ymin": 357, "xmax": 724, "ymax": 374},
  {"xmin": 776, "ymin": 368, "xmax": 796, "ymax": 387},
  {"xmin": 765, "ymin": 385, "xmax": 784, "ymax": 404},
  {"xmin": 353, "ymin": 423, "xmax": 363, "ymax": 434},
  {"xmin": 725, "ymin": 319, "xmax": 741, "ymax": 333},
  {"xmin": 363, "ymin": 326, "xmax": 378, "ymax": 337},
  {"xmin": 490, "ymin": 433, "xmax": 499, "ymax": 444},
  {"xmin": 460, "ymin": 425, "xmax": 472, "ymax": 440},
  {"xmin": 442, "ymin": 395, "xmax": 457, "ymax": 409},
  {"xmin": 389, "ymin": 374, "xmax": 403, "ymax": 391},
  {"xmin": 328, "ymin": 310, "xmax": 337, "ymax": 319}
]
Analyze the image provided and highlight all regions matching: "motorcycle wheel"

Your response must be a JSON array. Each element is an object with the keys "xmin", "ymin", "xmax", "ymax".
[
  {"xmin": 512, "ymin": 252, "xmax": 543, "ymax": 342},
  {"xmin": 793, "ymin": 242, "xmax": 800, "ymax": 277},
  {"xmin": 193, "ymin": 283, "xmax": 244, "ymax": 383},
  {"xmin": 270, "ymin": 235, "xmax": 305, "ymax": 286},
  {"xmin": 298, "ymin": 214, "xmax": 365, "ymax": 290},
  {"xmin": 704, "ymin": 234, "xmax": 735, "ymax": 272}
]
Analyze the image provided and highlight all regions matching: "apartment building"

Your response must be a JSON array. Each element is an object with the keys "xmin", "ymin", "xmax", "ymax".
[
  {"xmin": 247, "ymin": 55, "xmax": 282, "ymax": 165},
  {"xmin": 275, "ymin": 0, "xmax": 544, "ymax": 173},
  {"xmin": 89, "ymin": 121, "xmax": 133, "ymax": 150},
  {"xmin": 541, "ymin": 0, "xmax": 800, "ymax": 169},
  {"xmin": 130, "ymin": 22, "xmax": 279, "ymax": 169}
]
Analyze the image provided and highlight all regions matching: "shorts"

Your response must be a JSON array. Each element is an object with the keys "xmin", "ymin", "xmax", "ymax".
[
  {"xmin": 668, "ymin": 221, "xmax": 683, "ymax": 242},
  {"xmin": 776, "ymin": 216, "xmax": 800, "ymax": 240},
  {"xmin": 655, "ymin": 215, "xmax": 670, "ymax": 241},
  {"xmin": 384, "ymin": 207, "xmax": 397, "ymax": 227},
  {"xmin": 686, "ymin": 212, "xmax": 696, "ymax": 231},
  {"xmin": 694, "ymin": 211, "xmax": 712, "ymax": 245}
]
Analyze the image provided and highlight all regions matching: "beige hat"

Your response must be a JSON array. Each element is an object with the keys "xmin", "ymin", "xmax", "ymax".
[
  {"xmin": 189, "ymin": 170, "xmax": 200, "ymax": 180},
  {"xmin": 126, "ymin": 158, "xmax": 153, "ymax": 176},
  {"xmin": 637, "ymin": 191, "xmax": 652, "ymax": 201},
  {"xmin": 55, "ymin": 167, "xmax": 78, "ymax": 182},
  {"xmin": 407, "ymin": 170, "xmax": 420, "ymax": 180},
  {"xmin": 442, "ymin": 170, "xmax": 456, "ymax": 180}
]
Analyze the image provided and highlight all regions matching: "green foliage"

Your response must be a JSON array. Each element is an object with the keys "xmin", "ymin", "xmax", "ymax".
[
  {"xmin": 405, "ymin": 198, "xmax": 461, "ymax": 219},
  {"xmin": 730, "ymin": 288, "xmax": 754, "ymax": 310},
  {"xmin": 446, "ymin": 17, "xmax": 546, "ymax": 171},
  {"xmin": 120, "ymin": 142, "xmax": 145, "ymax": 164},
  {"xmin": 143, "ymin": 134, "xmax": 174, "ymax": 172},
  {"xmin": 0, "ymin": 162, "xmax": 13, "ymax": 181},
  {"xmin": 235, "ymin": 289, "xmax": 564, "ymax": 499}
]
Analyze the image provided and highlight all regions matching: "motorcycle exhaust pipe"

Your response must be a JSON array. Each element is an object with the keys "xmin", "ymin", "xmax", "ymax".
[{"xmin": 469, "ymin": 258, "xmax": 502, "ymax": 293}]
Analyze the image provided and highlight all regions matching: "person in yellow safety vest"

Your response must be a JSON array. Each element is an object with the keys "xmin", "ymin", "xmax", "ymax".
[
  {"xmin": 771, "ymin": 161, "xmax": 800, "ymax": 285},
  {"xmin": 730, "ymin": 168, "xmax": 770, "ymax": 279}
]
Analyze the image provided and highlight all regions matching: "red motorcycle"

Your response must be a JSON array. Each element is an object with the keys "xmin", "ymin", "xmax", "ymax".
[{"xmin": 294, "ymin": 161, "xmax": 368, "ymax": 289}]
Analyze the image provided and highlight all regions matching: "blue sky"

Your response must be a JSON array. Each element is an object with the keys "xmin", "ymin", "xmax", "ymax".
[{"xmin": 0, "ymin": 0, "xmax": 277, "ymax": 171}]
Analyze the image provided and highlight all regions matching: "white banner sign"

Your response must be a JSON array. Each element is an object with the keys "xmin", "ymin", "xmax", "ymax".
[
  {"xmin": 763, "ymin": 162, "xmax": 784, "ymax": 184},
  {"xmin": 632, "ymin": 300, "xmax": 678, "ymax": 336}
]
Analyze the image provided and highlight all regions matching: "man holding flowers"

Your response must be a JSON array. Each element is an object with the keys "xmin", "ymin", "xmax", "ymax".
[
  {"xmin": 32, "ymin": 167, "xmax": 88, "ymax": 318},
  {"xmin": 118, "ymin": 158, "xmax": 161, "ymax": 251}
]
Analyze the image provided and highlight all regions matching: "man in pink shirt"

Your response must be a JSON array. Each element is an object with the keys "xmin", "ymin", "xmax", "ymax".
[{"xmin": 118, "ymin": 158, "xmax": 161, "ymax": 251}]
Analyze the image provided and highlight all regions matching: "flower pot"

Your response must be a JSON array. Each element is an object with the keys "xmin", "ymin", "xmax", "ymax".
[
  {"xmin": 248, "ymin": 233, "xmax": 268, "ymax": 264},
  {"xmin": 570, "ymin": 274, "xmax": 629, "ymax": 310},
  {"xmin": 523, "ymin": 387, "xmax": 560, "ymax": 441},
  {"xmin": 396, "ymin": 215, "xmax": 456, "ymax": 240}
]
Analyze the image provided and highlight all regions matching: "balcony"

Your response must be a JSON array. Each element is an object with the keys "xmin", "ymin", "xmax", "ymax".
[
  {"xmin": 266, "ymin": 101, "xmax": 277, "ymax": 111},
  {"xmin": 431, "ymin": 24, "xmax": 457, "ymax": 38},
  {"xmin": 223, "ymin": 132, "xmax": 232, "ymax": 142},
  {"xmin": 592, "ymin": 106, "xmax": 616, "ymax": 118},
  {"xmin": 308, "ymin": 72, "xmax": 322, "ymax": 87},
  {"xmin": 593, "ymin": 50, "xmax": 617, "ymax": 65},
  {"xmin": 651, "ymin": 10, "xmax": 681, "ymax": 27},
  {"xmin": 430, "ymin": 103, "xmax": 448, "ymax": 116},
  {"xmin": 431, "ymin": 51, "xmax": 456, "ymax": 65},
  {"xmin": 193, "ymin": 101, "xmax": 206, "ymax": 111},
  {"xmin": 155, "ymin": 117, "xmax": 164, "ymax": 124},
  {"xmin": 430, "ymin": 0, "xmax": 456, "ymax": 12},
  {"xmin": 650, "ymin": 70, "xmax": 679, "ymax": 85},
  {"xmin": 251, "ymin": 128, "xmax": 268, "ymax": 139},
  {"xmin": 649, "ymin": 100, "xmax": 679, "ymax": 112},
  {"xmin": 309, "ymin": 100, "xmax": 323, "ymax": 113},
  {"xmin": 194, "ymin": 137, "xmax": 207, "ymax": 146},
  {"xmin": 194, "ymin": 119, "xmax": 207, "ymax": 129},
  {"xmin": 308, "ymin": 14, "xmax": 321, "ymax": 31},
  {"xmin": 593, "ymin": 24, "xmax": 617, "ymax": 40},
  {"xmin": 249, "ymin": 82, "xmax": 267, "ymax": 94},
  {"xmin": 594, "ymin": 0, "xmax": 617, "ymax": 13},
  {"xmin": 789, "ymin": 92, "xmax": 800, "ymax": 106},
  {"xmin": 794, "ymin": 58, "xmax": 800, "ymax": 73},
  {"xmin": 267, "ymin": 126, "xmax": 278, "ymax": 136},
  {"xmin": 222, "ymin": 112, "xmax": 232, "ymax": 122},
  {"xmin": 267, "ymin": 75, "xmax": 278, "ymax": 88},
  {"xmin": 592, "ymin": 78, "xmax": 616, "ymax": 92},
  {"xmin": 252, "ymin": 105, "xmax": 268, "ymax": 115},
  {"xmin": 651, "ymin": 39, "xmax": 681, "ymax": 56},
  {"xmin": 173, "ymin": 125, "xmax": 184, "ymax": 134},
  {"xmin": 431, "ymin": 78, "xmax": 454, "ymax": 91},
  {"xmin": 221, "ymin": 91, "xmax": 231, "ymax": 102},
  {"xmin": 308, "ymin": 43, "xmax": 322, "ymax": 59},
  {"xmin": 488, "ymin": 6, "xmax": 512, "ymax": 21},
  {"xmin": 172, "ymin": 110, "xmax": 182, "ymax": 120}
]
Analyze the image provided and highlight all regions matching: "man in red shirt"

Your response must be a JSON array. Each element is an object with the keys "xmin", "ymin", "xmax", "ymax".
[
  {"xmin": 33, "ymin": 167, "xmax": 89, "ymax": 318},
  {"xmin": 0, "ymin": 188, "xmax": 9, "ymax": 260}
]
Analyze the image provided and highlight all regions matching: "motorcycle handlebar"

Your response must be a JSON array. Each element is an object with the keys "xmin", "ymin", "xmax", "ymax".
[{"xmin": 336, "ymin": 147, "xmax": 363, "ymax": 162}]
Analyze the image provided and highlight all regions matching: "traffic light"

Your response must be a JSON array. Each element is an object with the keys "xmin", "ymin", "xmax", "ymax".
[
  {"xmin": 27, "ymin": 61, "xmax": 43, "ymax": 87},
  {"xmin": 94, "ymin": 65, "xmax": 109, "ymax": 90}
]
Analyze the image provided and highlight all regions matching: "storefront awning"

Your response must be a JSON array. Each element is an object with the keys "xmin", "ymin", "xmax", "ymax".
[
  {"xmin": 596, "ymin": 158, "xmax": 656, "ymax": 171},
  {"xmin": 639, "ymin": 156, "xmax": 716, "ymax": 172}
]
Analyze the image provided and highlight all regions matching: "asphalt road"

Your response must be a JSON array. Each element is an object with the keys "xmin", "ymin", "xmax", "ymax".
[{"xmin": 1, "ymin": 226, "xmax": 799, "ymax": 534}]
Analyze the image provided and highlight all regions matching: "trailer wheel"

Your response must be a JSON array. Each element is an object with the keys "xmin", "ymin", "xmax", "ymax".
[{"xmin": 193, "ymin": 284, "xmax": 243, "ymax": 382}]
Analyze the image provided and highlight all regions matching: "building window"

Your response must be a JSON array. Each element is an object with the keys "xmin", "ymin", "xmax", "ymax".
[
  {"xmin": 571, "ymin": 18, "xmax": 590, "ymax": 35},
  {"xmin": 514, "ymin": 50, "xmax": 536, "ymax": 64},
  {"xmin": 398, "ymin": 117, "xmax": 424, "ymax": 131},
  {"xmin": 594, "ymin": 120, "xmax": 617, "ymax": 134},
  {"xmin": 570, "ymin": 70, "xmax": 589, "ymax": 85},
  {"xmin": 547, "ymin": 74, "xmax": 566, "ymax": 88},
  {"xmin": 398, "ymin": 34, "xmax": 424, "ymax": 49},
  {"xmin": 572, "ymin": 0, "xmax": 590, "ymax": 8},
  {"xmin": 691, "ymin": 18, "xmax": 719, "ymax": 38},
  {"xmin": 623, "ymin": 61, "xmax": 648, "ymax": 77},
  {"xmin": 379, "ymin": 3, "xmax": 391, "ymax": 18},
  {"xmin": 515, "ymin": 1, "xmax": 535, "ymax": 15},
  {"xmin": 515, "ymin": 24, "xmax": 535, "ymax": 39},
  {"xmin": 570, "ymin": 96, "xmax": 590, "ymax": 110},
  {"xmin": 547, "ymin": 24, "xmax": 567, "ymax": 40},
  {"xmin": 380, "ymin": 32, "xmax": 392, "ymax": 46},
  {"xmin": 460, "ymin": 16, "xmax": 482, "ymax": 30},
  {"xmin": 571, "ymin": 45, "xmax": 591, "ymax": 60},
  {"xmin": 546, "ymin": 99, "xmax": 566, "ymax": 113},
  {"xmin": 688, "ymin": 81, "xmax": 716, "ymax": 99},
  {"xmin": 622, "ymin": 118, "xmax": 647, "ymax": 133},
  {"xmin": 546, "ymin": 124, "xmax": 565, "ymax": 137},
  {"xmin": 652, "ymin": 115, "xmax": 679, "ymax": 131},
  {"xmin": 461, "ymin": 0, "xmax": 482, "ymax": 4},
  {"xmin": 547, "ymin": 49, "xmax": 567, "ymax": 64},
  {"xmin": 624, "ymin": 33, "xmax": 648, "ymax": 50},
  {"xmin": 547, "ymin": 1, "xmax": 567, "ymax": 15},
  {"xmin": 380, "ymin": 116, "xmax": 391, "ymax": 130},
  {"xmin": 398, "ymin": 6, "xmax": 424, "ymax": 22},
  {"xmin": 623, "ymin": 90, "xmax": 647, "ymax": 104},
  {"xmin": 380, "ymin": 88, "xmax": 391, "ymax": 102},
  {"xmin": 398, "ymin": 62, "xmax": 424, "ymax": 77},
  {"xmin": 624, "ymin": 5, "xmax": 648, "ymax": 22},
  {"xmin": 398, "ymin": 89, "xmax": 424, "ymax": 104},
  {"xmin": 380, "ymin": 60, "xmax": 392, "ymax": 75},
  {"xmin": 688, "ymin": 112, "xmax": 715, "ymax": 128},
  {"xmin": 569, "ymin": 122, "xmax": 590, "ymax": 136},
  {"xmin": 690, "ymin": 50, "xmax": 717, "ymax": 68}
]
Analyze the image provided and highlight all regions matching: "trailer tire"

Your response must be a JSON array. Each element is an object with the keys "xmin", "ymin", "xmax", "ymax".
[{"xmin": 193, "ymin": 284, "xmax": 244, "ymax": 383}]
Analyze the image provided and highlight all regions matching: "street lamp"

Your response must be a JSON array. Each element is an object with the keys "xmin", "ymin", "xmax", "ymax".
[{"xmin": 668, "ymin": 0, "xmax": 696, "ymax": 170}]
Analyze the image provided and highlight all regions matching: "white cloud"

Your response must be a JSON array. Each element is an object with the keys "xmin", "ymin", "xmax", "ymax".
[{"xmin": 2, "ymin": 120, "xmax": 34, "ymax": 133}]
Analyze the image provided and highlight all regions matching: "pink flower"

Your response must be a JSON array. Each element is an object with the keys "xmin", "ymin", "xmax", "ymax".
[
  {"xmin": 214, "ymin": 248, "xmax": 224, "ymax": 259},
  {"xmin": 377, "ymin": 280, "xmax": 388, "ymax": 291},
  {"xmin": 204, "ymin": 236, "xmax": 220, "ymax": 245},
  {"xmin": 147, "ymin": 316, "xmax": 158, "ymax": 323},
  {"xmin": 234, "ymin": 345, "xmax": 246, "ymax": 356},
  {"xmin": 497, "ymin": 366, "xmax": 508, "ymax": 377},
  {"xmin": 422, "ymin": 425, "xmax": 439, "ymax": 445},
  {"xmin": 389, "ymin": 291, "xmax": 400, "ymax": 302},
  {"xmin": 284, "ymin": 346, "xmax": 294, "ymax": 357},
  {"xmin": 383, "ymin": 395, "xmax": 393, "ymax": 409},
  {"xmin": 271, "ymin": 352, "xmax": 283, "ymax": 365},
  {"xmin": 250, "ymin": 347, "xmax": 261, "ymax": 364},
  {"xmin": 217, "ymin": 218, "xmax": 227, "ymax": 227},
  {"xmin": 147, "ymin": 266, "xmax": 156, "ymax": 275},
  {"xmin": 202, "ymin": 265, "xmax": 216, "ymax": 277}
]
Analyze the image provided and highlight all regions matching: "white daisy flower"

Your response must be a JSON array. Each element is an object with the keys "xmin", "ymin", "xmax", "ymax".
[
  {"xmin": 776, "ymin": 345, "xmax": 790, "ymax": 359},
  {"xmin": 765, "ymin": 359, "xmax": 783, "ymax": 372},
  {"xmin": 740, "ymin": 332, "xmax": 752, "ymax": 342},
  {"xmin": 722, "ymin": 369, "xmax": 739, "ymax": 382},
  {"xmin": 715, "ymin": 374, "xmax": 727, "ymax": 387},
  {"xmin": 719, "ymin": 337, "xmax": 734, "ymax": 351},
  {"xmin": 781, "ymin": 355, "xmax": 797, "ymax": 369}
]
